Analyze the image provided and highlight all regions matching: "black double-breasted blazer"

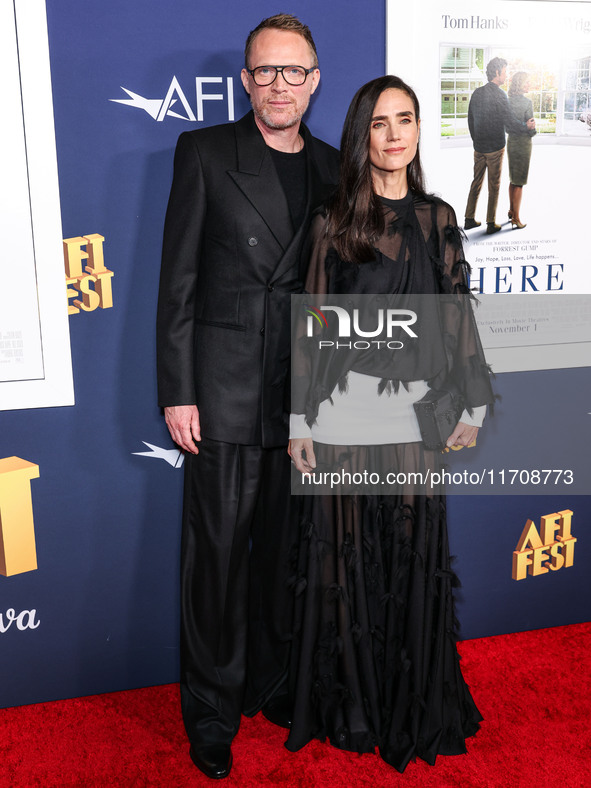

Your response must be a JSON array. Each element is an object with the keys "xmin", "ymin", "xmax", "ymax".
[{"xmin": 157, "ymin": 111, "xmax": 339, "ymax": 447}]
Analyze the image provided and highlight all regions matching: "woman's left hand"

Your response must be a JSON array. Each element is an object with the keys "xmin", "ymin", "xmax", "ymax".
[{"xmin": 446, "ymin": 422, "xmax": 479, "ymax": 450}]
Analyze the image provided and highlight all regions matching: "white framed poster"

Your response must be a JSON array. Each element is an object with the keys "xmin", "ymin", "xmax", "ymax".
[
  {"xmin": 0, "ymin": 0, "xmax": 73, "ymax": 409},
  {"xmin": 386, "ymin": 0, "xmax": 591, "ymax": 371}
]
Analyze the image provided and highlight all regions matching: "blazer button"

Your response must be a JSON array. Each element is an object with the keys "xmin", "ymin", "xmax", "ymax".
[
  {"xmin": 260, "ymin": 327, "xmax": 265, "ymax": 335},
  {"xmin": 267, "ymin": 284, "xmax": 274, "ymax": 292},
  {"xmin": 248, "ymin": 236, "xmax": 258, "ymax": 247}
]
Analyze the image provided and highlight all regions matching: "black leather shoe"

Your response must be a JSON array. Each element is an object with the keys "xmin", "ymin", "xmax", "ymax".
[
  {"xmin": 189, "ymin": 745, "xmax": 232, "ymax": 779},
  {"xmin": 262, "ymin": 695, "xmax": 292, "ymax": 729},
  {"xmin": 486, "ymin": 222, "xmax": 502, "ymax": 235}
]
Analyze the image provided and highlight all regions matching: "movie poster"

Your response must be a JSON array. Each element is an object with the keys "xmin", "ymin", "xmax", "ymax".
[
  {"xmin": 387, "ymin": 0, "xmax": 591, "ymax": 371},
  {"xmin": 0, "ymin": 0, "xmax": 73, "ymax": 409}
]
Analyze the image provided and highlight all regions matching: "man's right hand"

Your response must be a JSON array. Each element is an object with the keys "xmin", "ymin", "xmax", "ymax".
[
  {"xmin": 527, "ymin": 118, "xmax": 536, "ymax": 130},
  {"xmin": 164, "ymin": 405, "xmax": 201, "ymax": 454}
]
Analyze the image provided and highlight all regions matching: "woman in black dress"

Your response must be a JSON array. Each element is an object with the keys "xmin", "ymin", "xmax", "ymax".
[
  {"xmin": 286, "ymin": 76, "xmax": 494, "ymax": 773},
  {"xmin": 507, "ymin": 71, "xmax": 536, "ymax": 229}
]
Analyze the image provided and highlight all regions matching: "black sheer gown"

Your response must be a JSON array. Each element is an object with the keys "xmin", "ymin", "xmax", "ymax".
[{"xmin": 285, "ymin": 192, "xmax": 494, "ymax": 773}]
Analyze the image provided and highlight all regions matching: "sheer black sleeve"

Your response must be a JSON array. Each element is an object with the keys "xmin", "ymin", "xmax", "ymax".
[{"xmin": 426, "ymin": 200, "xmax": 495, "ymax": 411}]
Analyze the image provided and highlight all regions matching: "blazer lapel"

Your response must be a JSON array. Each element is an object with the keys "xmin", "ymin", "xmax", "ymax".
[{"xmin": 228, "ymin": 112, "xmax": 293, "ymax": 252}]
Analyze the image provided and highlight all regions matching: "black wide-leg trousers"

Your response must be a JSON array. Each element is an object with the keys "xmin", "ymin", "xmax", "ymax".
[{"xmin": 180, "ymin": 437, "xmax": 293, "ymax": 747}]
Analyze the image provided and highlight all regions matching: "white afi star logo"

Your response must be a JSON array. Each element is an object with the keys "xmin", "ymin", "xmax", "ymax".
[
  {"xmin": 110, "ymin": 76, "xmax": 235, "ymax": 122},
  {"xmin": 132, "ymin": 441, "xmax": 184, "ymax": 468}
]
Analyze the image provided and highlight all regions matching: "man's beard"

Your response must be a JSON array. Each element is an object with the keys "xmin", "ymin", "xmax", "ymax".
[{"xmin": 252, "ymin": 98, "xmax": 308, "ymax": 131}]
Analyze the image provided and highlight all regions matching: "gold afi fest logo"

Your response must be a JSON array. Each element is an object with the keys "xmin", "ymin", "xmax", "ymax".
[
  {"xmin": 64, "ymin": 234, "xmax": 114, "ymax": 315},
  {"xmin": 512, "ymin": 510, "xmax": 576, "ymax": 581},
  {"xmin": 0, "ymin": 457, "xmax": 39, "ymax": 577}
]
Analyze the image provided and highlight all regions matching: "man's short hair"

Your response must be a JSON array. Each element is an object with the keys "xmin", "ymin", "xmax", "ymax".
[
  {"xmin": 244, "ymin": 13, "xmax": 318, "ymax": 68},
  {"xmin": 486, "ymin": 57, "xmax": 507, "ymax": 81}
]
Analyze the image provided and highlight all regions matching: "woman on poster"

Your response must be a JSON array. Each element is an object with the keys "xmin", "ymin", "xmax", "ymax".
[
  {"xmin": 286, "ymin": 75, "xmax": 494, "ymax": 773},
  {"xmin": 507, "ymin": 71, "xmax": 536, "ymax": 229}
]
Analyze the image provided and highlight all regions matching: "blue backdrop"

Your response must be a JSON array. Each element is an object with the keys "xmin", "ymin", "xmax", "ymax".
[{"xmin": 0, "ymin": 0, "xmax": 588, "ymax": 710}]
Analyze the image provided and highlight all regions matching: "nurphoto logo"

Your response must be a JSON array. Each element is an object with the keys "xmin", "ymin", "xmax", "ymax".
[{"xmin": 304, "ymin": 303, "xmax": 418, "ymax": 350}]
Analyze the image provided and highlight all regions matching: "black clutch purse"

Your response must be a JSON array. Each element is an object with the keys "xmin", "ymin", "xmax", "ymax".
[{"xmin": 413, "ymin": 389, "xmax": 464, "ymax": 450}]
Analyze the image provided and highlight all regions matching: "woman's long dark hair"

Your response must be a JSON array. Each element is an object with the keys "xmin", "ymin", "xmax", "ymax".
[{"xmin": 326, "ymin": 75, "xmax": 427, "ymax": 263}]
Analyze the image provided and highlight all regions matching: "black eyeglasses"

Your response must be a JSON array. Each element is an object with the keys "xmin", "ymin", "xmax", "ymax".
[{"xmin": 246, "ymin": 65, "xmax": 318, "ymax": 86}]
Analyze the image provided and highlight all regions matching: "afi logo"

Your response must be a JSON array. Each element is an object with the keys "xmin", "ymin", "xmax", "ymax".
[
  {"xmin": 64, "ymin": 234, "xmax": 113, "ymax": 315},
  {"xmin": 512, "ymin": 510, "xmax": 576, "ymax": 581},
  {"xmin": 305, "ymin": 305, "xmax": 418, "ymax": 338},
  {"xmin": 110, "ymin": 76, "xmax": 235, "ymax": 122},
  {"xmin": 0, "ymin": 457, "xmax": 39, "ymax": 577},
  {"xmin": 133, "ymin": 442, "xmax": 184, "ymax": 468}
]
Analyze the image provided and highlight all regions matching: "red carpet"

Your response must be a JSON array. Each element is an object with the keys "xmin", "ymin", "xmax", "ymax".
[{"xmin": 1, "ymin": 623, "xmax": 590, "ymax": 786}]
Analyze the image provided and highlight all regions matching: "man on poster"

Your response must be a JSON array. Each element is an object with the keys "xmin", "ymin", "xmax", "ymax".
[
  {"xmin": 156, "ymin": 14, "xmax": 339, "ymax": 780},
  {"xmin": 464, "ymin": 56, "xmax": 535, "ymax": 235}
]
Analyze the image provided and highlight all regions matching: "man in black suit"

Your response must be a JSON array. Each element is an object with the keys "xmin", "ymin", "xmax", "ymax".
[
  {"xmin": 156, "ymin": 14, "xmax": 339, "ymax": 779},
  {"xmin": 464, "ymin": 57, "xmax": 535, "ymax": 234}
]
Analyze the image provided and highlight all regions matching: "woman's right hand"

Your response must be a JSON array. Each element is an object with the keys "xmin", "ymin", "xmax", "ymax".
[{"xmin": 288, "ymin": 438, "xmax": 317, "ymax": 474}]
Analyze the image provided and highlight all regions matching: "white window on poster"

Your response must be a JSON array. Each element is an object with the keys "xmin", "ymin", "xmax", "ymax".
[{"xmin": 440, "ymin": 47, "xmax": 591, "ymax": 141}]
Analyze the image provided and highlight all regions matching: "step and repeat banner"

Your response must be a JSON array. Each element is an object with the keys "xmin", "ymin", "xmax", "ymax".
[
  {"xmin": 0, "ymin": 0, "xmax": 588, "ymax": 709},
  {"xmin": 0, "ymin": 0, "xmax": 384, "ymax": 709}
]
